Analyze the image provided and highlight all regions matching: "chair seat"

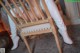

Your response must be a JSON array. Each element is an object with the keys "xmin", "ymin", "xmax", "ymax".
[{"xmin": 21, "ymin": 23, "xmax": 51, "ymax": 33}]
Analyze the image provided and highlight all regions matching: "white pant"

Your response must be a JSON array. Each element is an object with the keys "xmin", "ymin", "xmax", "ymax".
[
  {"xmin": 8, "ymin": 15, "xmax": 19, "ymax": 50},
  {"xmin": 45, "ymin": 0, "xmax": 66, "ymax": 30},
  {"xmin": 45, "ymin": 0, "xmax": 73, "ymax": 44}
]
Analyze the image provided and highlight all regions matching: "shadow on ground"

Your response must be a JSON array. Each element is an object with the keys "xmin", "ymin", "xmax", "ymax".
[{"xmin": 9, "ymin": 25, "xmax": 80, "ymax": 53}]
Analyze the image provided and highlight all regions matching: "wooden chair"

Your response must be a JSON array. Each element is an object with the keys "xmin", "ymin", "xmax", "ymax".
[{"xmin": 0, "ymin": 0, "xmax": 62, "ymax": 53}]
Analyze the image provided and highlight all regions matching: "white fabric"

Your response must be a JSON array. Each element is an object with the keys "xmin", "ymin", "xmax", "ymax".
[{"xmin": 21, "ymin": 23, "xmax": 51, "ymax": 33}]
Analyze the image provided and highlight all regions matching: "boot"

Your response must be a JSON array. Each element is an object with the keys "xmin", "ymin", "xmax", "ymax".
[
  {"xmin": 59, "ymin": 29, "xmax": 73, "ymax": 44},
  {"xmin": 10, "ymin": 34, "xmax": 19, "ymax": 50}
]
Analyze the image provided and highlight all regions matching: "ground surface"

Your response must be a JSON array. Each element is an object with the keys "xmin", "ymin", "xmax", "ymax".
[{"xmin": 9, "ymin": 25, "xmax": 80, "ymax": 53}]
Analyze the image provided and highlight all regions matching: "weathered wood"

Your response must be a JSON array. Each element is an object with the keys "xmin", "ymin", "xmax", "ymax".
[
  {"xmin": 6, "ymin": 0, "xmax": 22, "ymax": 25},
  {"xmin": 0, "ymin": 0, "xmax": 62, "ymax": 53},
  {"xmin": 19, "ymin": 19, "xmax": 48, "ymax": 28},
  {"xmin": 21, "ymin": 34, "xmax": 32, "ymax": 53},
  {"xmin": 0, "ymin": 1, "xmax": 17, "ymax": 26},
  {"xmin": 12, "ymin": 0, "xmax": 28, "ymax": 24},
  {"xmin": 25, "ymin": 0, "xmax": 38, "ymax": 21},
  {"xmin": 19, "ymin": 0, "xmax": 32, "ymax": 22},
  {"xmin": 34, "ymin": 0, "xmax": 45, "ymax": 20}
]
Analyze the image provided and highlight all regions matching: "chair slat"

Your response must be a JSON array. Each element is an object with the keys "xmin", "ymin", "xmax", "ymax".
[
  {"xmin": 0, "ymin": 1, "xmax": 17, "ymax": 26},
  {"xmin": 1, "ymin": 0, "xmax": 52, "ymax": 29},
  {"xmin": 25, "ymin": 0, "xmax": 38, "ymax": 21},
  {"xmin": 19, "ymin": 19, "xmax": 48, "ymax": 28},
  {"xmin": 19, "ymin": 0, "xmax": 33, "ymax": 22},
  {"xmin": 34, "ymin": 0, "xmax": 45, "ymax": 20},
  {"xmin": 12, "ymin": 0, "xmax": 28, "ymax": 24},
  {"xmin": 6, "ymin": 0, "xmax": 23, "ymax": 25},
  {"xmin": 41, "ymin": 0, "xmax": 51, "ymax": 19}
]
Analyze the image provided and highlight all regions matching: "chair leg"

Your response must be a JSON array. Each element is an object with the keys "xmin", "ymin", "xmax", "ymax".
[
  {"xmin": 21, "ymin": 35, "xmax": 32, "ymax": 53},
  {"xmin": 52, "ymin": 31, "xmax": 62, "ymax": 53}
]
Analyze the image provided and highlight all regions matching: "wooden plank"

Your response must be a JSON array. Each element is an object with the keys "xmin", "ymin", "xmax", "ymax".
[
  {"xmin": 19, "ymin": 19, "xmax": 49, "ymax": 28},
  {"xmin": 34, "ymin": 0, "xmax": 45, "ymax": 20},
  {"xmin": 19, "ymin": 0, "xmax": 33, "ymax": 22},
  {"xmin": 0, "ymin": 1, "xmax": 17, "ymax": 26},
  {"xmin": 41, "ymin": 0, "xmax": 51, "ymax": 19},
  {"xmin": 6, "ymin": 0, "xmax": 23, "ymax": 25},
  {"xmin": 12, "ymin": 0, "xmax": 28, "ymax": 24},
  {"xmin": 21, "ymin": 35, "xmax": 32, "ymax": 53},
  {"xmin": 25, "ymin": 0, "xmax": 38, "ymax": 21}
]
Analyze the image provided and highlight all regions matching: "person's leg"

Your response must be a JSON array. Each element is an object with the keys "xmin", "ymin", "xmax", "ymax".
[
  {"xmin": 45, "ymin": 0, "xmax": 73, "ymax": 44},
  {"xmin": 8, "ymin": 15, "xmax": 19, "ymax": 50}
]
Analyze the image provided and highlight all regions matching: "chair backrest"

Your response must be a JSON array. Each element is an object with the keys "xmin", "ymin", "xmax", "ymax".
[{"xmin": 0, "ymin": 0, "xmax": 56, "ymax": 29}]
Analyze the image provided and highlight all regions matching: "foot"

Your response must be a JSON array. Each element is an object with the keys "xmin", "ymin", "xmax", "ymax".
[
  {"xmin": 63, "ymin": 37, "xmax": 73, "ymax": 44},
  {"xmin": 59, "ymin": 29, "xmax": 73, "ymax": 44},
  {"xmin": 11, "ymin": 36, "xmax": 19, "ymax": 50}
]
